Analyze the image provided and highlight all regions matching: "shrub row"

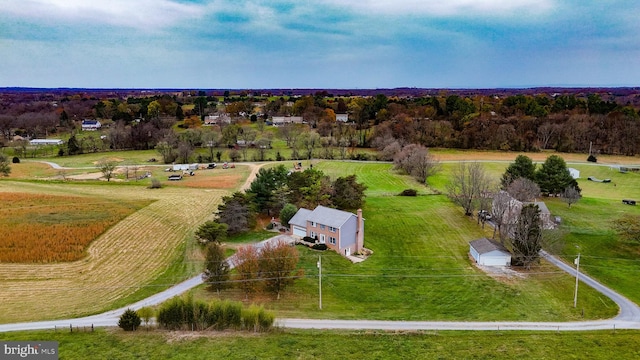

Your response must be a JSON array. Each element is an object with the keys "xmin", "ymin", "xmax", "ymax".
[{"xmin": 156, "ymin": 295, "xmax": 274, "ymax": 332}]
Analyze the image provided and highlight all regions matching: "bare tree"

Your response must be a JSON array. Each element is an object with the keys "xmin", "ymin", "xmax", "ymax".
[
  {"xmin": 509, "ymin": 204, "xmax": 543, "ymax": 269},
  {"xmin": 537, "ymin": 122, "xmax": 557, "ymax": 149},
  {"xmin": 393, "ymin": 144, "xmax": 440, "ymax": 185},
  {"xmin": 447, "ymin": 162, "xmax": 491, "ymax": 216},
  {"xmin": 98, "ymin": 159, "xmax": 117, "ymax": 182},
  {"xmin": 507, "ymin": 177, "xmax": 541, "ymax": 202},
  {"xmin": 279, "ymin": 122, "xmax": 300, "ymax": 147},
  {"xmin": 562, "ymin": 186, "xmax": 581, "ymax": 208},
  {"xmin": 491, "ymin": 190, "xmax": 517, "ymax": 244}
]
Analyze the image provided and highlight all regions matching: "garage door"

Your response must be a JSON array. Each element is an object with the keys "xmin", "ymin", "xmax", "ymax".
[
  {"xmin": 293, "ymin": 226, "xmax": 307, "ymax": 237},
  {"xmin": 481, "ymin": 256, "xmax": 508, "ymax": 266}
]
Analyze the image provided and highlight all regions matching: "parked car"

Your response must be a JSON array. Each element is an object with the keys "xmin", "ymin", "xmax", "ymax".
[
  {"xmin": 207, "ymin": 163, "xmax": 217, "ymax": 169},
  {"xmin": 478, "ymin": 210, "xmax": 492, "ymax": 221}
]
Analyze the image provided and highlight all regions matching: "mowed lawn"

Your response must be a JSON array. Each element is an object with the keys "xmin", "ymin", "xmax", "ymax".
[
  {"xmin": 197, "ymin": 161, "xmax": 617, "ymax": 321},
  {"xmin": 3, "ymin": 329, "xmax": 640, "ymax": 360}
]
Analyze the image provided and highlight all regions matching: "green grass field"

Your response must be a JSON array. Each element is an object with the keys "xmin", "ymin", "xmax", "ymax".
[
  {"xmin": 2, "ymin": 328, "xmax": 640, "ymax": 360},
  {"xmin": 193, "ymin": 161, "xmax": 618, "ymax": 321}
]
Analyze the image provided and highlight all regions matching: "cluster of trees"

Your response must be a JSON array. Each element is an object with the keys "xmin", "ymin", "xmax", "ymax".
[
  {"xmin": 247, "ymin": 165, "xmax": 367, "ymax": 219},
  {"xmin": 447, "ymin": 155, "xmax": 581, "ymax": 268},
  {"xmin": 202, "ymin": 240, "xmax": 300, "ymax": 300},
  {"xmin": 5, "ymin": 89, "xmax": 640, "ymax": 162}
]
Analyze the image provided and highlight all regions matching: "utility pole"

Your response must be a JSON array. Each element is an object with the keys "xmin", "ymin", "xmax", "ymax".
[
  {"xmin": 574, "ymin": 253, "xmax": 580, "ymax": 308},
  {"xmin": 317, "ymin": 256, "xmax": 322, "ymax": 310}
]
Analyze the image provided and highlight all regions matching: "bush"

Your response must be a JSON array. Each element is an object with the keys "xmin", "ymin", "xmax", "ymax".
[
  {"xmin": 118, "ymin": 308, "xmax": 141, "ymax": 331},
  {"xmin": 302, "ymin": 236, "xmax": 315, "ymax": 244},
  {"xmin": 148, "ymin": 178, "xmax": 162, "ymax": 189},
  {"xmin": 399, "ymin": 189, "xmax": 418, "ymax": 196},
  {"xmin": 12, "ymin": 157, "xmax": 20, "ymax": 164},
  {"xmin": 587, "ymin": 154, "xmax": 597, "ymax": 163},
  {"xmin": 266, "ymin": 222, "xmax": 274, "ymax": 230},
  {"xmin": 242, "ymin": 305, "xmax": 274, "ymax": 332},
  {"xmin": 312, "ymin": 243, "xmax": 328, "ymax": 251}
]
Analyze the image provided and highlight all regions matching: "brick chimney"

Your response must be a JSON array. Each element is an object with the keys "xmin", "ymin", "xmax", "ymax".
[{"xmin": 356, "ymin": 208, "xmax": 364, "ymax": 253}]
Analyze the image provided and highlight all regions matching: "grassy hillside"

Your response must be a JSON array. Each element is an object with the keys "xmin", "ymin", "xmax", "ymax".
[{"xmin": 194, "ymin": 161, "xmax": 618, "ymax": 321}]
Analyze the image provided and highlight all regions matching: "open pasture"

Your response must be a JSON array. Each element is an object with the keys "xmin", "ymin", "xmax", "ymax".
[
  {"xmin": 196, "ymin": 160, "xmax": 617, "ymax": 321},
  {"xmin": 0, "ymin": 192, "xmax": 148, "ymax": 262}
]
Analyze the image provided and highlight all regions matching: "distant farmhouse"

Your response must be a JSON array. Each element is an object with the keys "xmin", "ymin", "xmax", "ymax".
[
  {"xmin": 29, "ymin": 139, "xmax": 64, "ymax": 146},
  {"xmin": 336, "ymin": 113, "xmax": 349, "ymax": 122},
  {"xmin": 81, "ymin": 119, "xmax": 102, "ymax": 131},
  {"xmin": 271, "ymin": 116, "xmax": 304, "ymax": 126},
  {"xmin": 289, "ymin": 206, "xmax": 364, "ymax": 257},
  {"xmin": 204, "ymin": 114, "xmax": 231, "ymax": 125}
]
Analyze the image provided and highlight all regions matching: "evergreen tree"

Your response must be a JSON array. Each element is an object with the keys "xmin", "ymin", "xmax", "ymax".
[
  {"xmin": 67, "ymin": 134, "xmax": 82, "ymax": 155},
  {"xmin": 203, "ymin": 242, "xmax": 230, "ymax": 293},
  {"xmin": 535, "ymin": 155, "xmax": 580, "ymax": 195},
  {"xmin": 501, "ymin": 155, "xmax": 536, "ymax": 188}
]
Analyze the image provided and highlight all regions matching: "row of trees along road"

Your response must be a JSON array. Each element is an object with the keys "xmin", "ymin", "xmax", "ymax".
[
  {"xmin": 447, "ymin": 155, "xmax": 581, "ymax": 268},
  {"xmin": 202, "ymin": 240, "xmax": 300, "ymax": 300}
]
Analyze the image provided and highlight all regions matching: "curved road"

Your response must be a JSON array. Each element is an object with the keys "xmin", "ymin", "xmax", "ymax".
[{"xmin": 1, "ymin": 249, "xmax": 639, "ymax": 332}]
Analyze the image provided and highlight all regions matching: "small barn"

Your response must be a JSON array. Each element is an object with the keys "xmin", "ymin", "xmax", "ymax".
[
  {"xmin": 469, "ymin": 238, "xmax": 511, "ymax": 267},
  {"xmin": 568, "ymin": 168, "xmax": 580, "ymax": 179}
]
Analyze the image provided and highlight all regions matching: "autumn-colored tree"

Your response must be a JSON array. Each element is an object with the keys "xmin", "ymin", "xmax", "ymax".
[
  {"xmin": 183, "ymin": 115, "xmax": 202, "ymax": 128},
  {"xmin": 258, "ymin": 240, "xmax": 300, "ymax": 299},
  {"xmin": 234, "ymin": 245, "xmax": 261, "ymax": 299}
]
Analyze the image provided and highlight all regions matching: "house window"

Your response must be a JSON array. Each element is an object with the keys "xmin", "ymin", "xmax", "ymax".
[
  {"xmin": 320, "ymin": 224, "xmax": 325, "ymax": 230},
  {"xmin": 311, "ymin": 221, "xmax": 316, "ymax": 227},
  {"xmin": 329, "ymin": 237, "xmax": 336, "ymax": 245},
  {"xmin": 311, "ymin": 231, "xmax": 316, "ymax": 239},
  {"xmin": 329, "ymin": 226, "xmax": 337, "ymax": 232}
]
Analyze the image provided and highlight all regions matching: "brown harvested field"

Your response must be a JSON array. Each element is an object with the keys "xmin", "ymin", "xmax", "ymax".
[
  {"xmin": 0, "ymin": 193, "xmax": 148, "ymax": 263},
  {"xmin": 0, "ymin": 180, "xmax": 229, "ymax": 323}
]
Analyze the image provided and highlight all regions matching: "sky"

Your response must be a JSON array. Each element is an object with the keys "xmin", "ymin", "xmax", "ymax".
[{"xmin": 1, "ymin": 0, "xmax": 639, "ymax": 89}]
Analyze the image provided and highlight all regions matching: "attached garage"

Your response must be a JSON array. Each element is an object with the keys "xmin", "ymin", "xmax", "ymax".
[
  {"xmin": 292, "ymin": 225, "xmax": 307, "ymax": 237},
  {"xmin": 288, "ymin": 208, "xmax": 313, "ymax": 238},
  {"xmin": 469, "ymin": 238, "xmax": 511, "ymax": 267}
]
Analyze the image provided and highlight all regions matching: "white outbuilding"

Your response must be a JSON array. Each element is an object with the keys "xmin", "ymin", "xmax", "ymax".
[
  {"xmin": 469, "ymin": 238, "xmax": 511, "ymax": 267},
  {"xmin": 568, "ymin": 167, "xmax": 580, "ymax": 179}
]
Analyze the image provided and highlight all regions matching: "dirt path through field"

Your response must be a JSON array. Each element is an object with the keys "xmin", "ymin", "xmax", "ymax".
[{"xmin": 239, "ymin": 163, "xmax": 267, "ymax": 191}]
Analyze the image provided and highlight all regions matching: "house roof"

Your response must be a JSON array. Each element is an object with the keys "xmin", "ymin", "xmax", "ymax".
[
  {"xmin": 526, "ymin": 201, "xmax": 550, "ymax": 215},
  {"xmin": 469, "ymin": 238, "xmax": 510, "ymax": 255},
  {"xmin": 288, "ymin": 208, "xmax": 313, "ymax": 228},
  {"xmin": 306, "ymin": 205, "xmax": 356, "ymax": 229}
]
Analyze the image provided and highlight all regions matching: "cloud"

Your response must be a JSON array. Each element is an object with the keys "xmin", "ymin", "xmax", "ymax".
[
  {"xmin": 0, "ymin": 0, "xmax": 207, "ymax": 31},
  {"xmin": 319, "ymin": 0, "xmax": 554, "ymax": 17}
]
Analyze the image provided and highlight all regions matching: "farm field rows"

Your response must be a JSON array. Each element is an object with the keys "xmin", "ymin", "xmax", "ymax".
[{"xmin": 0, "ymin": 180, "xmax": 228, "ymax": 323}]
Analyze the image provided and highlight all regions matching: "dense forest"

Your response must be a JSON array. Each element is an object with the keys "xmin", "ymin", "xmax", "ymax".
[{"xmin": 1, "ymin": 88, "xmax": 639, "ymax": 158}]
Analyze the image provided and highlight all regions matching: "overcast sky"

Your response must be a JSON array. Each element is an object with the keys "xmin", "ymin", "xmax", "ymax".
[{"xmin": 1, "ymin": 0, "xmax": 639, "ymax": 89}]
